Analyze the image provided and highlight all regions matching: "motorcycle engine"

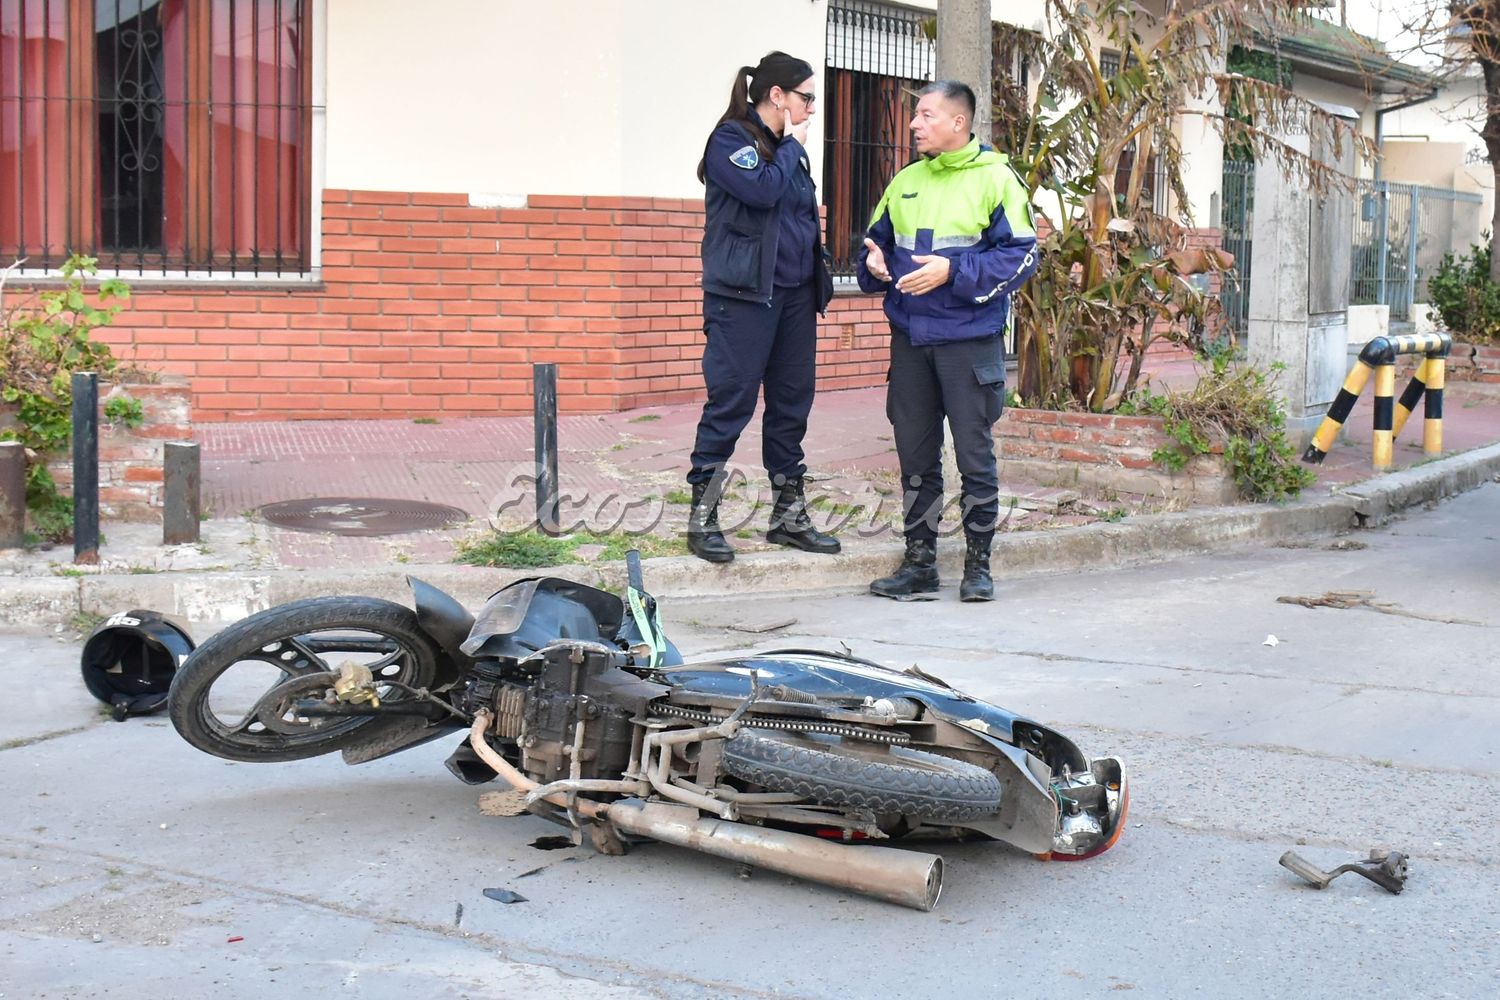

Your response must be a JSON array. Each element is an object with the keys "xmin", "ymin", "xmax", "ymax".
[{"xmin": 488, "ymin": 641, "xmax": 668, "ymax": 785}]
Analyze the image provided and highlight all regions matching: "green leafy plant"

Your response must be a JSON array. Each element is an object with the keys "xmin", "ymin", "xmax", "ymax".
[
  {"xmin": 1138, "ymin": 358, "xmax": 1315, "ymax": 502},
  {"xmin": 1425, "ymin": 241, "xmax": 1500, "ymax": 344},
  {"xmin": 1, "ymin": 255, "xmax": 133, "ymax": 541},
  {"xmin": 103, "ymin": 394, "xmax": 144, "ymax": 429}
]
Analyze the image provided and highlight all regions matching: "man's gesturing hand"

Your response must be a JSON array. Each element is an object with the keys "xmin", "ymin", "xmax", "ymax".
[
  {"xmin": 895, "ymin": 254, "xmax": 950, "ymax": 296},
  {"xmin": 863, "ymin": 238, "xmax": 891, "ymax": 283}
]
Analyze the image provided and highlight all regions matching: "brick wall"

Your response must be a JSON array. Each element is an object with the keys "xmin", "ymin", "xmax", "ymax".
[
  {"xmin": 1447, "ymin": 343, "xmax": 1500, "ymax": 383},
  {"xmin": 997, "ymin": 407, "xmax": 1236, "ymax": 504},
  {"xmin": 44, "ymin": 378, "xmax": 194, "ymax": 519},
  {"xmin": 70, "ymin": 190, "xmax": 892, "ymax": 422},
  {"xmin": 17, "ymin": 194, "xmax": 1224, "ymax": 421}
]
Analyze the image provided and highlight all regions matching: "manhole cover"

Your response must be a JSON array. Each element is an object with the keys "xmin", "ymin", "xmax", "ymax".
[{"xmin": 256, "ymin": 497, "xmax": 469, "ymax": 537}]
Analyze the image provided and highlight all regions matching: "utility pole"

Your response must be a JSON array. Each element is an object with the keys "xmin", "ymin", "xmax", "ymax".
[{"xmin": 935, "ymin": 0, "xmax": 993, "ymax": 142}]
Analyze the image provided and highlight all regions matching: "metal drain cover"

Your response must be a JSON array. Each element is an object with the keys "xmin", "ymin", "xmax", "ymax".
[{"xmin": 256, "ymin": 497, "xmax": 469, "ymax": 536}]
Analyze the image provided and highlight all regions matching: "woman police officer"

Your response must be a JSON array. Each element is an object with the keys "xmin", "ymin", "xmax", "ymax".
[{"xmin": 684, "ymin": 51, "xmax": 838, "ymax": 564}]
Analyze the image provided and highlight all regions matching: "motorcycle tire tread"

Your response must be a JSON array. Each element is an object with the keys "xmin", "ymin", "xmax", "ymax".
[
  {"xmin": 721, "ymin": 728, "xmax": 1002, "ymax": 824},
  {"xmin": 168, "ymin": 596, "xmax": 440, "ymax": 763}
]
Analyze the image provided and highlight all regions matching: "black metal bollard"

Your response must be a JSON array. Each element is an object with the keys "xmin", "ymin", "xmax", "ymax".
[
  {"xmin": 72, "ymin": 372, "xmax": 100, "ymax": 564},
  {"xmin": 0, "ymin": 441, "xmax": 25, "ymax": 548},
  {"xmin": 163, "ymin": 441, "xmax": 201, "ymax": 544},
  {"xmin": 533, "ymin": 363, "xmax": 559, "ymax": 536}
]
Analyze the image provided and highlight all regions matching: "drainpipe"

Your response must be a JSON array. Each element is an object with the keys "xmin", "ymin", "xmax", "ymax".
[{"xmin": 1373, "ymin": 89, "xmax": 1439, "ymax": 313}]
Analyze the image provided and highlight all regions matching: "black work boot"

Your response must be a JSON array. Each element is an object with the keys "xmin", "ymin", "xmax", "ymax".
[
  {"xmin": 960, "ymin": 532, "xmax": 994, "ymax": 603},
  {"xmin": 687, "ymin": 480, "xmax": 734, "ymax": 563},
  {"xmin": 870, "ymin": 538, "xmax": 939, "ymax": 599},
  {"xmin": 766, "ymin": 477, "xmax": 841, "ymax": 554}
]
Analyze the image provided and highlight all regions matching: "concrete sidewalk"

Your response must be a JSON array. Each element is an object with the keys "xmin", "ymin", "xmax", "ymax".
[{"xmin": 5, "ymin": 370, "xmax": 1500, "ymax": 625}]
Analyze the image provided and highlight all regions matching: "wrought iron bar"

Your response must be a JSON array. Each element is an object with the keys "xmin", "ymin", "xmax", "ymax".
[
  {"xmin": 71, "ymin": 371, "xmax": 99, "ymax": 564},
  {"xmin": 534, "ymin": 363, "xmax": 560, "ymax": 536}
]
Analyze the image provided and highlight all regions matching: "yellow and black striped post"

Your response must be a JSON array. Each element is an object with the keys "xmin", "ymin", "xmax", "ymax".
[
  {"xmin": 1423, "ymin": 350, "xmax": 1445, "ymax": 456},
  {"xmin": 1302, "ymin": 360, "xmax": 1373, "ymax": 464},
  {"xmin": 1372, "ymin": 362, "xmax": 1396, "ymax": 470}
]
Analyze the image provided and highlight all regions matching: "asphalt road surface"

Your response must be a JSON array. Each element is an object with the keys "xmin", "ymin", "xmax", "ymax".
[{"xmin": 3, "ymin": 484, "xmax": 1499, "ymax": 999}]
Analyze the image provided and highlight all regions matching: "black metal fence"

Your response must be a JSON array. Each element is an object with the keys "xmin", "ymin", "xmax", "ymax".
[{"xmin": 1, "ymin": 0, "xmax": 313, "ymax": 276}]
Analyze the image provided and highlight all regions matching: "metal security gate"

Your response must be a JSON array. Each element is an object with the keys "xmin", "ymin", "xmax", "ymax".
[
  {"xmin": 1351, "ymin": 181, "xmax": 1485, "ymax": 321},
  {"xmin": 1218, "ymin": 161, "xmax": 1483, "ymax": 331},
  {"xmin": 1219, "ymin": 159, "xmax": 1254, "ymax": 336}
]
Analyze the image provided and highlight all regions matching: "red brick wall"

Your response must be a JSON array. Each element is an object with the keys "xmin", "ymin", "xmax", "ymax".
[
  {"xmin": 61, "ymin": 190, "xmax": 893, "ymax": 422},
  {"xmin": 998, "ymin": 409, "xmax": 1203, "ymax": 470},
  {"xmin": 997, "ymin": 406, "xmax": 1234, "ymax": 504}
]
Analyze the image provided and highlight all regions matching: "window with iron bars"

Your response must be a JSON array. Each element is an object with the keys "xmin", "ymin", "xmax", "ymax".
[
  {"xmin": 1, "ymin": 0, "xmax": 313, "ymax": 277},
  {"xmin": 822, "ymin": 0, "xmax": 933, "ymax": 278}
]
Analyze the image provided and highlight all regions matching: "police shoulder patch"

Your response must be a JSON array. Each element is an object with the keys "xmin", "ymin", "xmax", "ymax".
[{"xmin": 729, "ymin": 145, "xmax": 759, "ymax": 169}]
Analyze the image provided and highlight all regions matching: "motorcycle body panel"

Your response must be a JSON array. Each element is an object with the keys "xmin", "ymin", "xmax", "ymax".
[{"xmin": 658, "ymin": 649, "xmax": 1089, "ymax": 772}]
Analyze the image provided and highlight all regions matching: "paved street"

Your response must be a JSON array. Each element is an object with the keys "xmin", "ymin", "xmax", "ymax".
[{"xmin": 3, "ymin": 485, "xmax": 1499, "ymax": 999}]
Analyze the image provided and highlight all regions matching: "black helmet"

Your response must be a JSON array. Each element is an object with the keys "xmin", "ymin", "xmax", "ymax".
[{"xmin": 80, "ymin": 610, "xmax": 195, "ymax": 721}]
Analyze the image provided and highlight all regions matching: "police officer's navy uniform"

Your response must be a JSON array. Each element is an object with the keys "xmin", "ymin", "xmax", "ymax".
[
  {"xmin": 857, "ymin": 135, "xmax": 1039, "ymax": 599},
  {"xmin": 686, "ymin": 111, "xmax": 836, "ymax": 562}
]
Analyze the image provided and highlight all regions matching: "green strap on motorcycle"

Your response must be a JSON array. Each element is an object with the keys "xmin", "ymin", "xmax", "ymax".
[{"xmin": 627, "ymin": 586, "xmax": 666, "ymax": 669}]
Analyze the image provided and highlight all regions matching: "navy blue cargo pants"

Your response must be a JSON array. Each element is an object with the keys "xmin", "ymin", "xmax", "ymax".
[
  {"xmin": 886, "ymin": 329, "xmax": 1007, "ymax": 542},
  {"xmin": 687, "ymin": 281, "xmax": 818, "ymax": 486}
]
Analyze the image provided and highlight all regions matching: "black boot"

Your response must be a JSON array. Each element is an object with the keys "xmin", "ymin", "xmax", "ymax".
[
  {"xmin": 687, "ymin": 480, "xmax": 734, "ymax": 563},
  {"xmin": 766, "ymin": 477, "xmax": 841, "ymax": 554},
  {"xmin": 960, "ymin": 532, "xmax": 994, "ymax": 603},
  {"xmin": 870, "ymin": 538, "xmax": 939, "ymax": 599}
]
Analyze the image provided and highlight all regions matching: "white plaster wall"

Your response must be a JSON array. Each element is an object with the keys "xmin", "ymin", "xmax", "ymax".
[
  {"xmin": 325, "ymin": 0, "xmax": 823, "ymax": 198},
  {"xmin": 1380, "ymin": 76, "xmax": 1485, "ymax": 152}
]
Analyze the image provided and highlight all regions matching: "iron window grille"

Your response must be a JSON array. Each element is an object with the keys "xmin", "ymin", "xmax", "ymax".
[
  {"xmin": 1, "ymin": 0, "xmax": 314, "ymax": 277},
  {"xmin": 823, "ymin": 0, "xmax": 934, "ymax": 278}
]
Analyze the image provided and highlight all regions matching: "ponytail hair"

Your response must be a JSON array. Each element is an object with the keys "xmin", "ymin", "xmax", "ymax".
[{"xmin": 697, "ymin": 51, "xmax": 814, "ymax": 183}]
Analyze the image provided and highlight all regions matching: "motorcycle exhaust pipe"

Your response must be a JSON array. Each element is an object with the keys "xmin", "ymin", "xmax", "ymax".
[
  {"xmin": 466, "ymin": 714, "xmax": 943, "ymax": 910},
  {"xmin": 603, "ymin": 798, "xmax": 944, "ymax": 912}
]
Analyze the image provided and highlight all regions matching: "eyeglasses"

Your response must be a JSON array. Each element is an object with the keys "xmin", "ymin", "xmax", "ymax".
[{"xmin": 788, "ymin": 88, "xmax": 816, "ymax": 107}]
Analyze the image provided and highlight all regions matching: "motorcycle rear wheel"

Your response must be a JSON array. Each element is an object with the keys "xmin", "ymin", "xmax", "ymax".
[
  {"xmin": 169, "ymin": 597, "xmax": 440, "ymax": 763},
  {"xmin": 722, "ymin": 728, "xmax": 1002, "ymax": 824}
]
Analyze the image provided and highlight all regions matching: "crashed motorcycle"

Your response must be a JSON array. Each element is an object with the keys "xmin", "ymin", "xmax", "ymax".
[{"xmin": 167, "ymin": 554, "xmax": 1126, "ymax": 910}]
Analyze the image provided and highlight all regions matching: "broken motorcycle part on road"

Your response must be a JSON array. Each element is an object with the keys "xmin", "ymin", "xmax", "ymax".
[{"xmin": 1278, "ymin": 849, "xmax": 1409, "ymax": 895}]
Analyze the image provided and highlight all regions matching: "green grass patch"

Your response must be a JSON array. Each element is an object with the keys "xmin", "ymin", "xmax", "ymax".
[
  {"xmin": 455, "ymin": 529, "xmax": 687, "ymax": 568},
  {"xmin": 662, "ymin": 489, "xmax": 692, "ymax": 505},
  {"xmin": 412, "ymin": 416, "xmax": 441, "ymax": 424},
  {"xmin": 627, "ymin": 414, "xmax": 660, "ymax": 423},
  {"xmin": 807, "ymin": 497, "xmax": 864, "ymax": 518}
]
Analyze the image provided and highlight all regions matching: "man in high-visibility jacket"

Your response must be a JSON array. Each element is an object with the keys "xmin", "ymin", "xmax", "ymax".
[{"xmin": 857, "ymin": 80, "xmax": 1039, "ymax": 602}]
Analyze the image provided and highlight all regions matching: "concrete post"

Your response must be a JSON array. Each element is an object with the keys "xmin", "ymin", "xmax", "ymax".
[
  {"xmin": 163, "ymin": 442, "xmax": 201, "ymax": 545},
  {"xmin": 1246, "ymin": 128, "xmax": 1354, "ymax": 448},
  {"xmin": 935, "ymin": 0, "xmax": 992, "ymax": 142},
  {"xmin": 0, "ymin": 441, "xmax": 25, "ymax": 548}
]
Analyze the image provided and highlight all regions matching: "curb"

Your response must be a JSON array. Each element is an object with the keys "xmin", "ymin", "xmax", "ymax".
[{"xmin": 5, "ymin": 444, "xmax": 1499, "ymax": 626}]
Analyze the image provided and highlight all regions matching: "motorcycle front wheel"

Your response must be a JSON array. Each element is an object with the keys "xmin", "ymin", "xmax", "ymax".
[{"xmin": 169, "ymin": 597, "xmax": 440, "ymax": 763}]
